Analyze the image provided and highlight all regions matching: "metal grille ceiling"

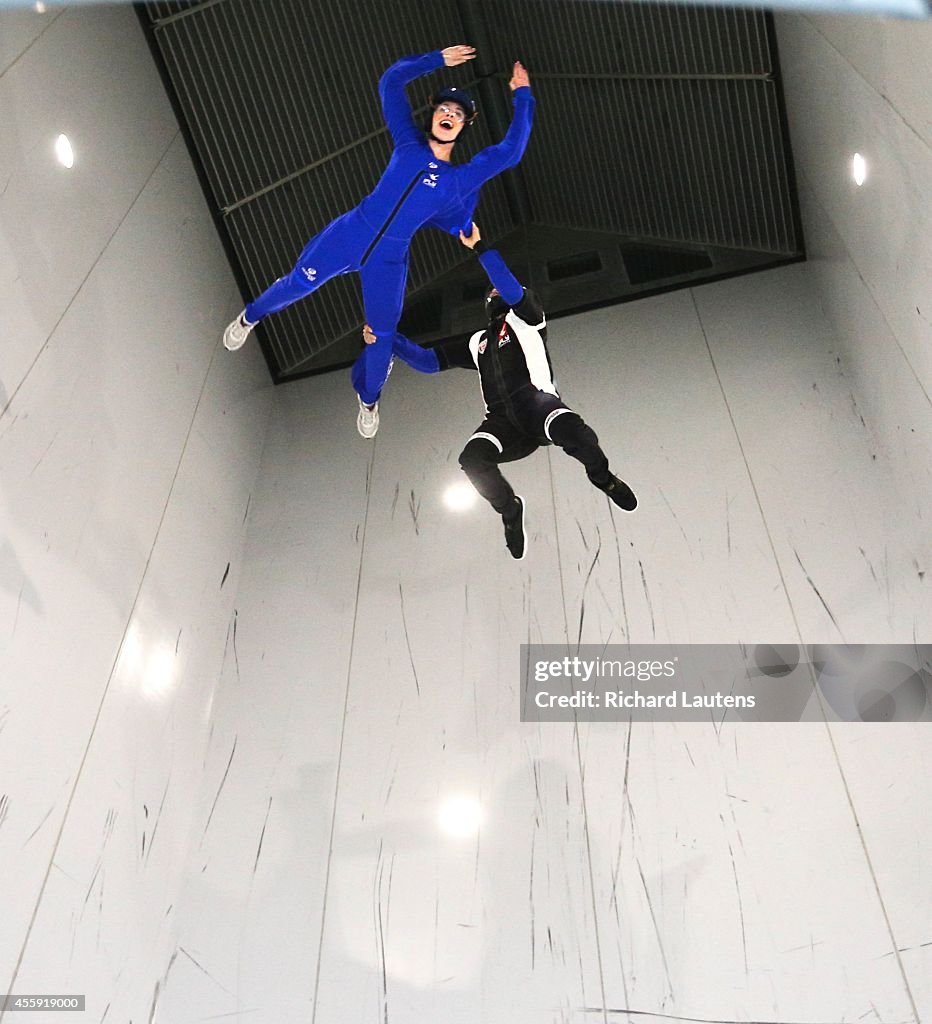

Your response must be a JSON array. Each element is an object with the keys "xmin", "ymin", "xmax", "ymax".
[{"xmin": 138, "ymin": 0, "xmax": 802, "ymax": 382}]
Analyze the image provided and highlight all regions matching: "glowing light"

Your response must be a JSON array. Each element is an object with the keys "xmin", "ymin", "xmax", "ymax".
[
  {"xmin": 121, "ymin": 622, "xmax": 145, "ymax": 679},
  {"xmin": 35, "ymin": 2, "xmax": 47, "ymax": 12},
  {"xmin": 443, "ymin": 481, "xmax": 477, "ymax": 511},
  {"xmin": 142, "ymin": 645, "xmax": 176, "ymax": 702},
  {"xmin": 438, "ymin": 796, "xmax": 483, "ymax": 838},
  {"xmin": 119, "ymin": 622, "xmax": 177, "ymax": 701},
  {"xmin": 852, "ymin": 152, "xmax": 867, "ymax": 187},
  {"xmin": 55, "ymin": 134, "xmax": 74, "ymax": 168}
]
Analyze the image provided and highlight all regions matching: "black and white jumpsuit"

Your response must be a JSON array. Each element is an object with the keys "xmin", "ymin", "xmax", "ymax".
[{"xmin": 391, "ymin": 247, "xmax": 614, "ymax": 513}]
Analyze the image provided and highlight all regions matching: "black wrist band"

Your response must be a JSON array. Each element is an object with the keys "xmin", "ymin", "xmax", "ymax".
[{"xmin": 473, "ymin": 238, "xmax": 489, "ymax": 254}]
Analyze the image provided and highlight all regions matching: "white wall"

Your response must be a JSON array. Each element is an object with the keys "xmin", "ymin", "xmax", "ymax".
[
  {"xmin": 160, "ymin": 265, "xmax": 930, "ymax": 1024},
  {"xmin": 0, "ymin": 5, "xmax": 271, "ymax": 1019},
  {"xmin": 775, "ymin": 12, "xmax": 932, "ymax": 547},
  {"xmin": 773, "ymin": 15, "xmax": 932, "ymax": 1017}
]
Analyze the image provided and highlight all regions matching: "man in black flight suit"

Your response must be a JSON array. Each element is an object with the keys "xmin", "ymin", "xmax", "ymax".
[{"xmin": 363, "ymin": 224, "xmax": 637, "ymax": 559}]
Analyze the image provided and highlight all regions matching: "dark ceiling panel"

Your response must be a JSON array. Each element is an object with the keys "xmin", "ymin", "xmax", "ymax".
[
  {"xmin": 524, "ymin": 76, "xmax": 796, "ymax": 254},
  {"xmin": 137, "ymin": 0, "xmax": 804, "ymax": 383},
  {"xmin": 479, "ymin": 0, "xmax": 772, "ymax": 76},
  {"xmin": 145, "ymin": 1, "xmax": 202, "ymax": 18}
]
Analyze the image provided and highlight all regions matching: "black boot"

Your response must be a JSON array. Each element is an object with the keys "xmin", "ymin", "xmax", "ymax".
[
  {"xmin": 501, "ymin": 495, "xmax": 527, "ymax": 559},
  {"xmin": 595, "ymin": 474, "xmax": 637, "ymax": 512}
]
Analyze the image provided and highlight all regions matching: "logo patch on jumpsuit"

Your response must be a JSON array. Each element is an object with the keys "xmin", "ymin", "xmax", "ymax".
[{"xmin": 498, "ymin": 322, "xmax": 510, "ymax": 348}]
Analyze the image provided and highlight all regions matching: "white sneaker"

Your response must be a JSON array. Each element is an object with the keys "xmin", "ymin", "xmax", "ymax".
[
  {"xmin": 223, "ymin": 311, "xmax": 256, "ymax": 351},
  {"xmin": 356, "ymin": 396, "xmax": 379, "ymax": 438}
]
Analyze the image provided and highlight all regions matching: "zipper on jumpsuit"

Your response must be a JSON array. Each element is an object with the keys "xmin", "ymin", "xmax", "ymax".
[
  {"xmin": 360, "ymin": 169, "xmax": 424, "ymax": 266},
  {"xmin": 488, "ymin": 325, "xmax": 520, "ymax": 428}
]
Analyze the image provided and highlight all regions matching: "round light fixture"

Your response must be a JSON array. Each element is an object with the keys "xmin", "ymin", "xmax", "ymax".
[
  {"xmin": 438, "ymin": 795, "xmax": 483, "ymax": 838},
  {"xmin": 443, "ymin": 481, "xmax": 477, "ymax": 511},
  {"xmin": 852, "ymin": 152, "xmax": 867, "ymax": 187},
  {"xmin": 55, "ymin": 134, "xmax": 74, "ymax": 168}
]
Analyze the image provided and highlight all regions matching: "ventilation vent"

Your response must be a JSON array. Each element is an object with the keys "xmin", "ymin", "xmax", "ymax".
[
  {"xmin": 547, "ymin": 251, "xmax": 603, "ymax": 281},
  {"xmin": 621, "ymin": 244, "xmax": 713, "ymax": 285}
]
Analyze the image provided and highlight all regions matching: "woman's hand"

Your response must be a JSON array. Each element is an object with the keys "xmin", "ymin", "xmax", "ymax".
[
  {"xmin": 442, "ymin": 45, "xmax": 476, "ymax": 67},
  {"xmin": 509, "ymin": 61, "xmax": 530, "ymax": 90}
]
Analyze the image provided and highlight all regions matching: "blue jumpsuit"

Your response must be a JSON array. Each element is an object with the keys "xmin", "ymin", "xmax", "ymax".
[{"xmin": 243, "ymin": 51, "xmax": 536, "ymax": 405}]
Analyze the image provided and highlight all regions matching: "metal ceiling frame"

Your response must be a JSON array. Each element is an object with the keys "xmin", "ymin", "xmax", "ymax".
[{"xmin": 135, "ymin": 0, "xmax": 805, "ymax": 384}]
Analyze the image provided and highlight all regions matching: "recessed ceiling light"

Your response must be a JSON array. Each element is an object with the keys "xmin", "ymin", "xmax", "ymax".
[
  {"xmin": 443, "ymin": 481, "xmax": 477, "ymax": 511},
  {"xmin": 142, "ymin": 645, "xmax": 177, "ymax": 702},
  {"xmin": 852, "ymin": 152, "xmax": 867, "ymax": 187},
  {"xmin": 438, "ymin": 796, "xmax": 482, "ymax": 838},
  {"xmin": 55, "ymin": 133, "xmax": 74, "ymax": 168}
]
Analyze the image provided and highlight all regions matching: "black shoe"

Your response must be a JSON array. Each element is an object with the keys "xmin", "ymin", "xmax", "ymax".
[
  {"xmin": 501, "ymin": 495, "xmax": 527, "ymax": 560},
  {"xmin": 598, "ymin": 474, "xmax": 637, "ymax": 512}
]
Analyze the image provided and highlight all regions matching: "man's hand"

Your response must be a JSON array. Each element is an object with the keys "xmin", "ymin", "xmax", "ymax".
[
  {"xmin": 509, "ymin": 61, "xmax": 530, "ymax": 90},
  {"xmin": 363, "ymin": 324, "xmax": 377, "ymax": 345},
  {"xmin": 459, "ymin": 223, "xmax": 481, "ymax": 249},
  {"xmin": 442, "ymin": 45, "xmax": 476, "ymax": 67}
]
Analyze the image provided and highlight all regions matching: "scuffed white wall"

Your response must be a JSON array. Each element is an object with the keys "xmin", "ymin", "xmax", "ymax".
[
  {"xmin": 775, "ymin": 13, "xmax": 932, "ymax": 529},
  {"xmin": 775, "ymin": 14, "xmax": 932, "ymax": 1016},
  {"xmin": 160, "ymin": 263, "xmax": 930, "ymax": 1024},
  {"xmin": 0, "ymin": 5, "xmax": 271, "ymax": 1018}
]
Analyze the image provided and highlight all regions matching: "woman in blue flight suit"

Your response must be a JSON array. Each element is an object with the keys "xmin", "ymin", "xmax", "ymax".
[{"xmin": 223, "ymin": 45, "xmax": 534, "ymax": 436}]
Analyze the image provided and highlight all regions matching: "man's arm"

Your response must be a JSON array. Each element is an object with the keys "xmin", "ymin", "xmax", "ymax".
[
  {"xmin": 433, "ymin": 335, "xmax": 478, "ymax": 370},
  {"xmin": 362, "ymin": 326, "xmax": 475, "ymax": 372},
  {"xmin": 457, "ymin": 63, "xmax": 534, "ymax": 190},
  {"xmin": 476, "ymin": 248, "xmax": 523, "ymax": 307},
  {"xmin": 460, "ymin": 225, "xmax": 545, "ymax": 326},
  {"xmin": 379, "ymin": 45, "xmax": 476, "ymax": 147}
]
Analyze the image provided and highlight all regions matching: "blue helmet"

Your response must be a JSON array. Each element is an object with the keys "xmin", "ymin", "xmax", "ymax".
[{"xmin": 430, "ymin": 85, "xmax": 478, "ymax": 126}]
